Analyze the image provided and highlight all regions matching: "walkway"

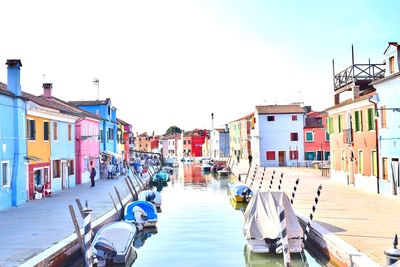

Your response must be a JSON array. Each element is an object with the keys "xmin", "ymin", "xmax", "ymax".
[
  {"xmin": 0, "ymin": 173, "xmax": 144, "ymax": 267},
  {"xmin": 232, "ymin": 161, "xmax": 399, "ymax": 266}
]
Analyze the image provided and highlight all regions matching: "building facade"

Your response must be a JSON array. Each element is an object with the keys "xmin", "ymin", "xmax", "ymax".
[
  {"xmin": 303, "ymin": 111, "xmax": 330, "ymax": 164},
  {"xmin": 210, "ymin": 128, "xmax": 230, "ymax": 158}
]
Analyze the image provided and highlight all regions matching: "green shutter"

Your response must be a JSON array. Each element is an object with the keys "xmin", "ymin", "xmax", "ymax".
[
  {"xmin": 338, "ymin": 114, "xmax": 343, "ymax": 133},
  {"xmin": 355, "ymin": 111, "xmax": 360, "ymax": 132},
  {"xmin": 367, "ymin": 108, "xmax": 375, "ymax": 130}
]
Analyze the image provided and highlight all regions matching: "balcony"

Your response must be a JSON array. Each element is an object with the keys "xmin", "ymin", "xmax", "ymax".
[
  {"xmin": 343, "ymin": 128, "xmax": 353, "ymax": 144},
  {"xmin": 80, "ymin": 135, "xmax": 99, "ymax": 141},
  {"xmin": 334, "ymin": 64, "xmax": 385, "ymax": 91}
]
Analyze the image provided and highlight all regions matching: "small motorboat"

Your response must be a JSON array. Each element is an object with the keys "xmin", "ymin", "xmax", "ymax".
[
  {"xmin": 201, "ymin": 159, "xmax": 213, "ymax": 172},
  {"xmin": 165, "ymin": 157, "xmax": 178, "ymax": 167},
  {"xmin": 229, "ymin": 182, "xmax": 253, "ymax": 203},
  {"xmin": 243, "ymin": 191, "xmax": 304, "ymax": 254},
  {"xmin": 162, "ymin": 166, "xmax": 174, "ymax": 174},
  {"xmin": 217, "ymin": 167, "xmax": 230, "ymax": 176},
  {"xmin": 91, "ymin": 221, "xmax": 137, "ymax": 267},
  {"xmin": 152, "ymin": 170, "xmax": 170, "ymax": 182},
  {"xmin": 211, "ymin": 161, "xmax": 226, "ymax": 172},
  {"xmin": 124, "ymin": 201, "xmax": 158, "ymax": 229},
  {"xmin": 138, "ymin": 190, "xmax": 162, "ymax": 212}
]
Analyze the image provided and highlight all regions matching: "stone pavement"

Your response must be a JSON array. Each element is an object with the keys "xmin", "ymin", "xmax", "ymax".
[
  {"xmin": 231, "ymin": 161, "xmax": 400, "ymax": 266},
  {"xmin": 0, "ymin": 173, "xmax": 145, "ymax": 267}
]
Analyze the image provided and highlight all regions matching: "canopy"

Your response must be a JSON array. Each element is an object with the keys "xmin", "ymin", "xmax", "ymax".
[
  {"xmin": 243, "ymin": 191, "xmax": 303, "ymax": 240},
  {"xmin": 102, "ymin": 150, "xmax": 123, "ymax": 159}
]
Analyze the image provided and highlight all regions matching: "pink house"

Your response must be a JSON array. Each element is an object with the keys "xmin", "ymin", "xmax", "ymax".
[
  {"xmin": 74, "ymin": 114, "xmax": 101, "ymax": 184},
  {"xmin": 304, "ymin": 111, "xmax": 330, "ymax": 162}
]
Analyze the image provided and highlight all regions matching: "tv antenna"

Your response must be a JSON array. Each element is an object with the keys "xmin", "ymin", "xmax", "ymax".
[{"xmin": 93, "ymin": 78, "xmax": 99, "ymax": 100}]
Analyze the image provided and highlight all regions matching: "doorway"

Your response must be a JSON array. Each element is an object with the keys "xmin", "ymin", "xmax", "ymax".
[
  {"xmin": 278, "ymin": 151, "xmax": 285, "ymax": 166},
  {"xmin": 61, "ymin": 162, "xmax": 68, "ymax": 190}
]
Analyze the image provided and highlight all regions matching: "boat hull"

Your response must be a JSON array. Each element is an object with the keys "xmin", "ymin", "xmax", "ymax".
[{"xmin": 247, "ymin": 238, "xmax": 303, "ymax": 254}]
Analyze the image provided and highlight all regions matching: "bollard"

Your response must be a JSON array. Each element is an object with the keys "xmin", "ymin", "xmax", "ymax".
[
  {"xmin": 258, "ymin": 167, "xmax": 266, "ymax": 191},
  {"xmin": 278, "ymin": 194, "xmax": 291, "ymax": 266},
  {"xmin": 269, "ymin": 171, "xmax": 275, "ymax": 191},
  {"xmin": 245, "ymin": 164, "xmax": 258, "ymax": 184},
  {"xmin": 385, "ymin": 234, "xmax": 400, "ymax": 267},
  {"xmin": 82, "ymin": 201, "xmax": 93, "ymax": 267},
  {"xmin": 290, "ymin": 179, "xmax": 300, "ymax": 205},
  {"xmin": 278, "ymin": 173, "xmax": 284, "ymax": 191},
  {"xmin": 304, "ymin": 184, "xmax": 323, "ymax": 243}
]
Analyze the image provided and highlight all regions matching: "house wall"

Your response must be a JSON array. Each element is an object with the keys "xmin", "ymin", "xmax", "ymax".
[
  {"xmin": 228, "ymin": 121, "xmax": 241, "ymax": 159},
  {"xmin": 304, "ymin": 114, "xmax": 330, "ymax": 162}
]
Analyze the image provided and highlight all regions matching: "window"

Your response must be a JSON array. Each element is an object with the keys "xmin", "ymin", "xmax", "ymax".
[
  {"xmin": 53, "ymin": 122, "xmax": 58, "ymax": 141},
  {"xmin": 291, "ymin": 115, "xmax": 297, "ymax": 121},
  {"xmin": 382, "ymin": 158, "xmax": 388, "ymax": 180},
  {"xmin": 83, "ymin": 157, "xmax": 89, "ymax": 171},
  {"xmin": 27, "ymin": 119, "xmax": 36, "ymax": 140},
  {"xmin": 290, "ymin": 132, "xmax": 298, "ymax": 141},
  {"xmin": 289, "ymin": 151, "xmax": 299, "ymax": 160},
  {"xmin": 183, "ymin": 140, "xmax": 186, "ymax": 145},
  {"xmin": 1, "ymin": 162, "xmax": 10, "ymax": 187},
  {"xmin": 325, "ymin": 131, "xmax": 330, "ymax": 141},
  {"xmin": 68, "ymin": 124, "xmax": 72, "ymax": 141},
  {"xmin": 267, "ymin": 116, "xmax": 275, "ymax": 121},
  {"xmin": 188, "ymin": 140, "xmax": 191, "ymax": 144},
  {"xmin": 381, "ymin": 106, "xmax": 387, "ymax": 128},
  {"xmin": 324, "ymin": 151, "xmax": 330, "ymax": 161},
  {"xmin": 68, "ymin": 160, "xmax": 74, "ymax": 175},
  {"xmin": 266, "ymin": 151, "xmax": 275, "ymax": 160},
  {"xmin": 338, "ymin": 114, "xmax": 343, "ymax": 133},
  {"xmin": 305, "ymin": 131, "xmax": 314, "ymax": 142},
  {"xmin": 100, "ymin": 129, "xmax": 104, "ymax": 142},
  {"xmin": 354, "ymin": 110, "xmax": 363, "ymax": 132},
  {"xmin": 108, "ymin": 128, "xmax": 114, "ymax": 140},
  {"xmin": 327, "ymin": 116, "xmax": 334, "ymax": 134},
  {"xmin": 53, "ymin": 160, "xmax": 61, "ymax": 178},
  {"xmin": 371, "ymin": 151, "xmax": 377, "ymax": 177},
  {"xmin": 358, "ymin": 150, "xmax": 363, "ymax": 174},
  {"xmin": 108, "ymin": 106, "xmax": 111, "ymax": 115},
  {"xmin": 389, "ymin": 56, "xmax": 395, "ymax": 74},
  {"xmin": 305, "ymin": 152, "xmax": 315, "ymax": 160},
  {"xmin": 367, "ymin": 108, "xmax": 375, "ymax": 131},
  {"xmin": 43, "ymin": 121, "xmax": 49, "ymax": 141}
]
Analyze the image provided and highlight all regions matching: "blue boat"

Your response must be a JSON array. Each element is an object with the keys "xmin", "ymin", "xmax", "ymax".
[
  {"xmin": 229, "ymin": 182, "xmax": 254, "ymax": 203},
  {"xmin": 124, "ymin": 201, "xmax": 158, "ymax": 229},
  {"xmin": 152, "ymin": 170, "xmax": 170, "ymax": 182}
]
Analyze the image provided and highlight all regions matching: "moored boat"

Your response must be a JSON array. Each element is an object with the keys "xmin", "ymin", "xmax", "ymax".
[
  {"xmin": 201, "ymin": 159, "xmax": 213, "ymax": 172},
  {"xmin": 217, "ymin": 167, "xmax": 230, "ymax": 176},
  {"xmin": 124, "ymin": 201, "xmax": 158, "ymax": 229},
  {"xmin": 229, "ymin": 182, "xmax": 253, "ymax": 203},
  {"xmin": 92, "ymin": 221, "xmax": 138, "ymax": 266},
  {"xmin": 138, "ymin": 190, "xmax": 162, "ymax": 212},
  {"xmin": 243, "ymin": 191, "xmax": 303, "ymax": 254}
]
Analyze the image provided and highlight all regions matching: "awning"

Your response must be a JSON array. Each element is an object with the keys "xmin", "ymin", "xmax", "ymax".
[
  {"xmin": 101, "ymin": 150, "xmax": 123, "ymax": 159},
  {"xmin": 25, "ymin": 156, "xmax": 42, "ymax": 162}
]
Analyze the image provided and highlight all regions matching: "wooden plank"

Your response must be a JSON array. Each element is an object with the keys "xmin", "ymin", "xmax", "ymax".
[
  {"xmin": 127, "ymin": 176, "xmax": 139, "ymax": 199},
  {"xmin": 124, "ymin": 177, "xmax": 136, "ymax": 199},
  {"xmin": 68, "ymin": 205, "xmax": 85, "ymax": 254},
  {"xmin": 75, "ymin": 199, "xmax": 84, "ymax": 218}
]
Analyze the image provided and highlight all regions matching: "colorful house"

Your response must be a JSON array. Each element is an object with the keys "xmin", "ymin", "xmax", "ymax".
[
  {"xmin": 251, "ymin": 105, "xmax": 305, "ymax": 167},
  {"xmin": 228, "ymin": 119, "xmax": 241, "ymax": 160},
  {"xmin": 209, "ymin": 127, "xmax": 230, "ymax": 158},
  {"xmin": 134, "ymin": 132, "xmax": 150, "ymax": 152},
  {"xmin": 70, "ymin": 98, "xmax": 119, "ymax": 165},
  {"xmin": 239, "ymin": 113, "xmax": 254, "ymax": 160},
  {"xmin": 327, "ymin": 49, "xmax": 385, "ymax": 193},
  {"xmin": 371, "ymin": 42, "xmax": 400, "ymax": 195},
  {"xmin": 0, "ymin": 60, "xmax": 27, "ymax": 210},
  {"xmin": 116, "ymin": 118, "xmax": 133, "ymax": 162},
  {"xmin": 303, "ymin": 111, "xmax": 330, "ymax": 163},
  {"xmin": 182, "ymin": 131, "xmax": 192, "ymax": 156}
]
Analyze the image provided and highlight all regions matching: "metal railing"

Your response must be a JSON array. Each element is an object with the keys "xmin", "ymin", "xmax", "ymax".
[{"xmin": 334, "ymin": 64, "xmax": 385, "ymax": 90}]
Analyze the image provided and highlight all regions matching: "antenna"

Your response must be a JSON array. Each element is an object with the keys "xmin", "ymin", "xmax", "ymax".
[
  {"xmin": 42, "ymin": 74, "xmax": 46, "ymax": 83},
  {"xmin": 211, "ymin": 113, "xmax": 214, "ymax": 130},
  {"xmin": 93, "ymin": 78, "xmax": 99, "ymax": 100}
]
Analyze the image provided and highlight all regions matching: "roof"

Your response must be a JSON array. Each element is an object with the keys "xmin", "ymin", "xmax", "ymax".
[
  {"xmin": 370, "ymin": 71, "xmax": 400, "ymax": 86},
  {"xmin": 138, "ymin": 132, "xmax": 148, "ymax": 137},
  {"xmin": 22, "ymin": 92, "xmax": 101, "ymax": 120},
  {"xmin": 69, "ymin": 98, "xmax": 111, "ymax": 106},
  {"xmin": 0, "ymin": 82, "xmax": 15, "ymax": 97},
  {"xmin": 117, "ymin": 118, "xmax": 131, "ymax": 126},
  {"xmin": 384, "ymin": 42, "xmax": 400, "ymax": 54},
  {"xmin": 213, "ymin": 128, "xmax": 226, "ymax": 133},
  {"xmin": 229, "ymin": 112, "xmax": 254, "ymax": 123},
  {"xmin": 325, "ymin": 91, "xmax": 376, "ymax": 112},
  {"xmin": 306, "ymin": 111, "xmax": 327, "ymax": 118},
  {"xmin": 256, "ymin": 105, "xmax": 305, "ymax": 115}
]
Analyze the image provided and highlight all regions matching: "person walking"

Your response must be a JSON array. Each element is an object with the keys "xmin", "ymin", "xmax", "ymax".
[
  {"xmin": 107, "ymin": 163, "xmax": 113, "ymax": 179},
  {"xmin": 248, "ymin": 154, "xmax": 253, "ymax": 166},
  {"xmin": 90, "ymin": 167, "xmax": 96, "ymax": 187}
]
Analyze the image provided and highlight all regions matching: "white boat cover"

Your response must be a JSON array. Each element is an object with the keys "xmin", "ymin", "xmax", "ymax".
[
  {"xmin": 243, "ymin": 191, "xmax": 303, "ymax": 240},
  {"xmin": 138, "ymin": 190, "xmax": 162, "ymax": 206}
]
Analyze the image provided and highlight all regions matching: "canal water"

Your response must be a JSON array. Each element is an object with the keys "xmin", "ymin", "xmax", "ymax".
[{"xmin": 131, "ymin": 163, "xmax": 328, "ymax": 267}]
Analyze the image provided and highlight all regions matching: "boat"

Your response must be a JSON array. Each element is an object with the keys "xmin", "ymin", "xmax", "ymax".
[
  {"xmin": 229, "ymin": 182, "xmax": 253, "ymax": 203},
  {"xmin": 229, "ymin": 197, "xmax": 247, "ymax": 212},
  {"xmin": 133, "ymin": 228, "xmax": 158, "ymax": 249},
  {"xmin": 211, "ymin": 161, "xmax": 226, "ymax": 172},
  {"xmin": 243, "ymin": 191, "xmax": 304, "ymax": 254},
  {"xmin": 165, "ymin": 157, "xmax": 178, "ymax": 167},
  {"xmin": 124, "ymin": 201, "xmax": 158, "ymax": 229},
  {"xmin": 217, "ymin": 167, "xmax": 230, "ymax": 176},
  {"xmin": 91, "ymin": 221, "xmax": 137, "ymax": 267},
  {"xmin": 161, "ymin": 166, "xmax": 174, "ymax": 174},
  {"xmin": 138, "ymin": 190, "xmax": 162, "ymax": 212},
  {"xmin": 152, "ymin": 170, "xmax": 170, "ymax": 182},
  {"xmin": 201, "ymin": 159, "xmax": 213, "ymax": 172}
]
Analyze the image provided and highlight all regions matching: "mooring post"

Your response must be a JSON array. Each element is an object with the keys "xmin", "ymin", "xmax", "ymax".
[
  {"xmin": 114, "ymin": 186, "xmax": 124, "ymax": 219},
  {"xmin": 68, "ymin": 205, "xmax": 85, "ymax": 255},
  {"xmin": 249, "ymin": 167, "xmax": 258, "ymax": 189},
  {"xmin": 125, "ymin": 177, "xmax": 136, "ymax": 199},
  {"xmin": 258, "ymin": 167, "xmax": 266, "ymax": 191},
  {"xmin": 384, "ymin": 234, "xmax": 400, "ymax": 267},
  {"xmin": 269, "ymin": 170, "xmax": 276, "ymax": 191},
  {"xmin": 278, "ymin": 173, "xmax": 284, "ymax": 191},
  {"xmin": 82, "ymin": 201, "xmax": 93, "ymax": 267},
  {"xmin": 109, "ymin": 192, "xmax": 118, "ymax": 213},
  {"xmin": 127, "ymin": 175, "xmax": 139, "ymax": 198},
  {"xmin": 290, "ymin": 179, "xmax": 300, "ymax": 205},
  {"xmin": 245, "ymin": 164, "xmax": 258, "ymax": 184},
  {"xmin": 75, "ymin": 198, "xmax": 84, "ymax": 218},
  {"xmin": 304, "ymin": 184, "xmax": 323, "ymax": 243},
  {"xmin": 278, "ymin": 194, "xmax": 291, "ymax": 266}
]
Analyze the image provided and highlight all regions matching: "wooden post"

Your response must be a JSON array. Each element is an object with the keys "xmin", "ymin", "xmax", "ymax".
[
  {"xmin": 109, "ymin": 192, "xmax": 118, "ymax": 213},
  {"xmin": 75, "ymin": 199, "xmax": 84, "ymax": 218},
  {"xmin": 114, "ymin": 186, "xmax": 124, "ymax": 209},
  {"xmin": 68, "ymin": 205, "xmax": 85, "ymax": 255},
  {"xmin": 127, "ymin": 176, "xmax": 139, "ymax": 198},
  {"xmin": 125, "ymin": 177, "xmax": 136, "ymax": 199},
  {"xmin": 82, "ymin": 202, "xmax": 93, "ymax": 267}
]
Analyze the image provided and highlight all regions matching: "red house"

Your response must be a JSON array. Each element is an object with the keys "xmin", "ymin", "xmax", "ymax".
[{"xmin": 303, "ymin": 111, "xmax": 330, "ymax": 162}]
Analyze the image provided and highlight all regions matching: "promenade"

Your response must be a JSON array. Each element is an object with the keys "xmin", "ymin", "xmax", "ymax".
[
  {"xmin": 232, "ymin": 161, "xmax": 400, "ymax": 266},
  {"xmin": 0, "ymin": 174, "xmax": 138, "ymax": 267}
]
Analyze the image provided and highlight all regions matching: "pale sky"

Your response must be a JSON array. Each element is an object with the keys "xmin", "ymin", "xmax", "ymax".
[{"xmin": 1, "ymin": 0, "xmax": 399, "ymax": 134}]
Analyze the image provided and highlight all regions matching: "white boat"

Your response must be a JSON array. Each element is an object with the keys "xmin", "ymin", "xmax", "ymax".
[
  {"xmin": 243, "ymin": 191, "xmax": 303, "ymax": 254},
  {"xmin": 138, "ymin": 190, "xmax": 162, "ymax": 212},
  {"xmin": 217, "ymin": 167, "xmax": 230, "ymax": 176},
  {"xmin": 92, "ymin": 221, "xmax": 137, "ymax": 266},
  {"xmin": 124, "ymin": 201, "xmax": 158, "ymax": 230},
  {"xmin": 201, "ymin": 159, "xmax": 213, "ymax": 172},
  {"xmin": 165, "ymin": 157, "xmax": 178, "ymax": 167}
]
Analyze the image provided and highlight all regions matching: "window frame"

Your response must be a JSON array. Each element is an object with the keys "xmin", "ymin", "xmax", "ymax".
[
  {"xmin": 1, "ymin": 161, "xmax": 10, "ymax": 188},
  {"xmin": 43, "ymin": 121, "xmax": 49, "ymax": 141},
  {"xmin": 53, "ymin": 121, "xmax": 58, "ymax": 141},
  {"xmin": 305, "ymin": 131, "xmax": 314, "ymax": 142},
  {"xmin": 27, "ymin": 119, "xmax": 36, "ymax": 141},
  {"xmin": 53, "ymin": 160, "xmax": 61, "ymax": 178},
  {"xmin": 266, "ymin": 151, "xmax": 275, "ymax": 160},
  {"xmin": 291, "ymin": 115, "xmax": 297, "ymax": 121},
  {"xmin": 290, "ymin": 132, "xmax": 299, "ymax": 141},
  {"xmin": 267, "ymin": 116, "xmax": 275, "ymax": 122}
]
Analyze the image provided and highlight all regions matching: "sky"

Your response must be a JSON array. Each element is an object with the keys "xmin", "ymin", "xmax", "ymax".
[{"xmin": 0, "ymin": 0, "xmax": 399, "ymax": 135}]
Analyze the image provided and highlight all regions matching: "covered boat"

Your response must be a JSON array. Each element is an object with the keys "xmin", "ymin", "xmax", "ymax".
[
  {"xmin": 201, "ymin": 159, "xmax": 213, "ymax": 172},
  {"xmin": 162, "ymin": 166, "xmax": 174, "ymax": 174},
  {"xmin": 124, "ymin": 201, "xmax": 158, "ymax": 229},
  {"xmin": 92, "ymin": 221, "xmax": 137, "ymax": 266},
  {"xmin": 152, "ymin": 170, "xmax": 170, "ymax": 182},
  {"xmin": 218, "ymin": 167, "xmax": 230, "ymax": 176},
  {"xmin": 229, "ymin": 182, "xmax": 253, "ymax": 203},
  {"xmin": 138, "ymin": 190, "xmax": 162, "ymax": 212},
  {"xmin": 243, "ymin": 191, "xmax": 303, "ymax": 254}
]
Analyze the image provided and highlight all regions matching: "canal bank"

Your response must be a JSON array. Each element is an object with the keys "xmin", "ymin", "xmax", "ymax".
[
  {"xmin": 0, "ymin": 172, "xmax": 147, "ymax": 267},
  {"xmin": 232, "ymin": 161, "xmax": 393, "ymax": 266}
]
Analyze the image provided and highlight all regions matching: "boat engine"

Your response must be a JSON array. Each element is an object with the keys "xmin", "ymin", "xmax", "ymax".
[{"xmin": 94, "ymin": 238, "xmax": 117, "ymax": 260}]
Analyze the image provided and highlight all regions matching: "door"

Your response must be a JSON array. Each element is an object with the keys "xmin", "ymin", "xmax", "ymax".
[
  {"xmin": 391, "ymin": 159, "xmax": 399, "ymax": 195},
  {"xmin": 61, "ymin": 162, "xmax": 68, "ymax": 190},
  {"xmin": 278, "ymin": 151, "xmax": 285, "ymax": 166}
]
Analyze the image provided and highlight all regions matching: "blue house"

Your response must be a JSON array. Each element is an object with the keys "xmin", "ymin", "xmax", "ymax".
[
  {"xmin": 210, "ymin": 127, "xmax": 230, "ymax": 158},
  {"xmin": 70, "ymin": 98, "xmax": 119, "ymax": 164},
  {"xmin": 0, "ymin": 60, "xmax": 27, "ymax": 210}
]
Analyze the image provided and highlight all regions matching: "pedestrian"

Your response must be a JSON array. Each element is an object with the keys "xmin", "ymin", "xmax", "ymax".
[
  {"xmin": 90, "ymin": 167, "xmax": 96, "ymax": 187},
  {"xmin": 107, "ymin": 163, "xmax": 113, "ymax": 179},
  {"xmin": 236, "ymin": 154, "xmax": 240, "ymax": 164},
  {"xmin": 248, "ymin": 154, "xmax": 253, "ymax": 166}
]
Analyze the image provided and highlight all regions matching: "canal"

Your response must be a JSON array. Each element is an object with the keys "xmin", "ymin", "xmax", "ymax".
[{"xmin": 131, "ymin": 163, "xmax": 328, "ymax": 267}]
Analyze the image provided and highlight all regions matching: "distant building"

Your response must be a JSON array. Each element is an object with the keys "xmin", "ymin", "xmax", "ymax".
[
  {"xmin": 228, "ymin": 119, "xmax": 241, "ymax": 160},
  {"xmin": 303, "ymin": 111, "xmax": 330, "ymax": 163},
  {"xmin": 210, "ymin": 127, "xmax": 230, "ymax": 158},
  {"xmin": 251, "ymin": 105, "xmax": 305, "ymax": 167},
  {"xmin": 134, "ymin": 132, "xmax": 150, "ymax": 152}
]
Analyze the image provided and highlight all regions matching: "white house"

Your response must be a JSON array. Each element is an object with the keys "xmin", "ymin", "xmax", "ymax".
[
  {"xmin": 251, "ymin": 105, "xmax": 305, "ymax": 167},
  {"xmin": 210, "ymin": 127, "xmax": 230, "ymax": 159},
  {"xmin": 371, "ymin": 42, "xmax": 400, "ymax": 195}
]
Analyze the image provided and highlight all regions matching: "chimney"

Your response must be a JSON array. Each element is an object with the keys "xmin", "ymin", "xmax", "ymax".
[
  {"xmin": 6, "ymin": 59, "xmax": 22, "ymax": 97},
  {"xmin": 43, "ymin": 83, "xmax": 53, "ymax": 97},
  {"xmin": 225, "ymin": 124, "xmax": 229, "ymax": 132}
]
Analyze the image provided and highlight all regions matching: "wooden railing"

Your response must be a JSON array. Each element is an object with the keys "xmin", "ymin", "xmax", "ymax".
[{"xmin": 334, "ymin": 64, "xmax": 385, "ymax": 90}]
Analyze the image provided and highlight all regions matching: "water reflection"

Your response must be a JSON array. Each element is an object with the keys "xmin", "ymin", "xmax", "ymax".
[
  {"xmin": 131, "ymin": 163, "xmax": 325, "ymax": 267},
  {"xmin": 133, "ymin": 228, "xmax": 158, "ymax": 249}
]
